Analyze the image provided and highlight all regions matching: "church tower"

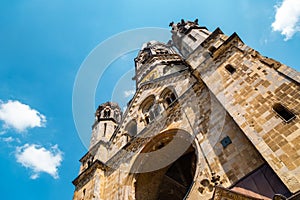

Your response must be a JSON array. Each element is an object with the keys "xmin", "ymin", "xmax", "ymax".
[
  {"xmin": 90, "ymin": 102, "xmax": 121, "ymax": 148},
  {"xmin": 72, "ymin": 102, "xmax": 121, "ymax": 200},
  {"xmin": 73, "ymin": 20, "xmax": 300, "ymax": 200}
]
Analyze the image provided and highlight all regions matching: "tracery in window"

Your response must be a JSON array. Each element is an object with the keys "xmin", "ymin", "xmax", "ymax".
[
  {"xmin": 160, "ymin": 87, "xmax": 177, "ymax": 108},
  {"xmin": 140, "ymin": 95, "xmax": 155, "ymax": 125}
]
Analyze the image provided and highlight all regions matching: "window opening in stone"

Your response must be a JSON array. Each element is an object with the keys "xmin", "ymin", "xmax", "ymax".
[
  {"xmin": 145, "ymin": 115, "xmax": 150, "ymax": 124},
  {"xmin": 225, "ymin": 64, "xmax": 236, "ymax": 74},
  {"xmin": 103, "ymin": 123, "xmax": 107, "ymax": 137},
  {"xmin": 140, "ymin": 95, "xmax": 155, "ymax": 125},
  {"xmin": 103, "ymin": 109, "xmax": 110, "ymax": 118},
  {"xmin": 188, "ymin": 34, "xmax": 197, "ymax": 42},
  {"xmin": 273, "ymin": 103, "xmax": 295, "ymax": 122},
  {"xmin": 208, "ymin": 46, "xmax": 216, "ymax": 54},
  {"xmin": 220, "ymin": 136, "xmax": 232, "ymax": 148},
  {"xmin": 161, "ymin": 88, "xmax": 177, "ymax": 108},
  {"xmin": 167, "ymin": 93, "xmax": 177, "ymax": 105}
]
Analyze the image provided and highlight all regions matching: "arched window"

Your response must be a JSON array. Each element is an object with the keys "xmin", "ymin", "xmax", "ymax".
[
  {"xmin": 87, "ymin": 160, "xmax": 91, "ymax": 167},
  {"xmin": 160, "ymin": 87, "xmax": 177, "ymax": 108},
  {"xmin": 166, "ymin": 93, "xmax": 176, "ymax": 105},
  {"xmin": 140, "ymin": 95, "xmax": 155, "ymax": 125},
  {"xmin": 103, "ymin": 108, "xmax": 111, "ymax": 118},
  {"xmin": 83, "ymin": 188, "xmax": 86, "ymax": 197}
]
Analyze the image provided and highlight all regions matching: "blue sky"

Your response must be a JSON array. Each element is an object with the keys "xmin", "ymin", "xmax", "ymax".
[{"xmin": 0, "ymin": 0, "xmax": 299, "ymax": 199}]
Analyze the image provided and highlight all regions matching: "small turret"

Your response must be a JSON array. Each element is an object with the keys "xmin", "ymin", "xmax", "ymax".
[{"xmin": 90, "ymin": 102, "xmax": 122, "ymax": 149}]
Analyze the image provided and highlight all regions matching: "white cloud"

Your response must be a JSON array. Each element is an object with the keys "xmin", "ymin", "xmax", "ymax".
[
  {"xmin": 0, "ymin": 100, "xmax": 46, "ymax": 132},
  {"xmin": 124, "ymin": 89, "xmax": 135, "ymax": 98},
  {"xmin": 15, "ymin": 144, "xmax": 63, "ymax": 179},
  {"xmin": 1, "ymin": 136, "xmax": 21, "ymax": 143},
  {"xmin": 2, "ymin": 136, "xmax": 15, "ymax": 143},
  {"xmin": 271, "ymin": 0, "xmax": 300, "ymax": 40}
]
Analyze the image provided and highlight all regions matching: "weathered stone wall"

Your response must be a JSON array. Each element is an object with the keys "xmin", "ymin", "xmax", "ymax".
[
  {"xmin": 186, "ymin": 31, "xmax": 300, "ymax": 192},
  {"xmin": 93, "ymin": 74, "xmax": 265, "ymax": 199},
  {"xmin": 73, "ymin": 168, "xmax": 104, "ymax": 200}
]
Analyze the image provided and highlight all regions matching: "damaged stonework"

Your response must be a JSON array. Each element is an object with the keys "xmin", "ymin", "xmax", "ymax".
[{"xmin": 73, "ymin": 19, "xmax": 300, "ymax": 200}]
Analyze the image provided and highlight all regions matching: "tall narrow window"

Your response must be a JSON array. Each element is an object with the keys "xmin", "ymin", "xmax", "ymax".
[
  {"xmin": 225, "ymin": 64, "xmax": 236, "ymax": 74},
  {"xmin": 145, "ymin": 115, "xmax": 150, "ymax": 124},
  {"xmin": 188, "ymin": 34, "xmax": 197, "ymax": 42},
  {"xmin": 103, "ymin": 123, "xmax": 107, "ymax": 136},
  {"xmin": 273, "ymin": 103, "xmax": 295, "ymax": 122}
]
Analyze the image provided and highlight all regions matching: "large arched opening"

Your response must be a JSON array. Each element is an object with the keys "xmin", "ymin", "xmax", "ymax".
[{"xmin": 133, "ymin": 130, "xmax": 197, "ymax": 200}]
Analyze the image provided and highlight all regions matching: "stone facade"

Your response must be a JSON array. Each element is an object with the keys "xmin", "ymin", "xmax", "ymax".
[{"xmin": 73, "ymin": 20, "xmax": 300, "ymax": 200}]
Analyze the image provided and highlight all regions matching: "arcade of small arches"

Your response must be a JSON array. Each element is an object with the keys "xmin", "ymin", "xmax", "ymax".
[{"xmin": 95, "ymin": 104, "xmax": 121, "ymax": 122}]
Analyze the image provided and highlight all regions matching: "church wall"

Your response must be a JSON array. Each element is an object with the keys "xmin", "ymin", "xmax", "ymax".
[
  {"xmin": 174, "ymin": 82, "xmax": 265, "ymax": 199},
  {"xmin": 188, "ymin": 39, "xmax": 300, "ymax": 192}
]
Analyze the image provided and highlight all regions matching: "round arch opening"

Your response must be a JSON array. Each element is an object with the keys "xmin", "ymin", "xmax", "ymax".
[{"xmin": 134, "ymin": 130, "xmax": 197, "ymax": 200}]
